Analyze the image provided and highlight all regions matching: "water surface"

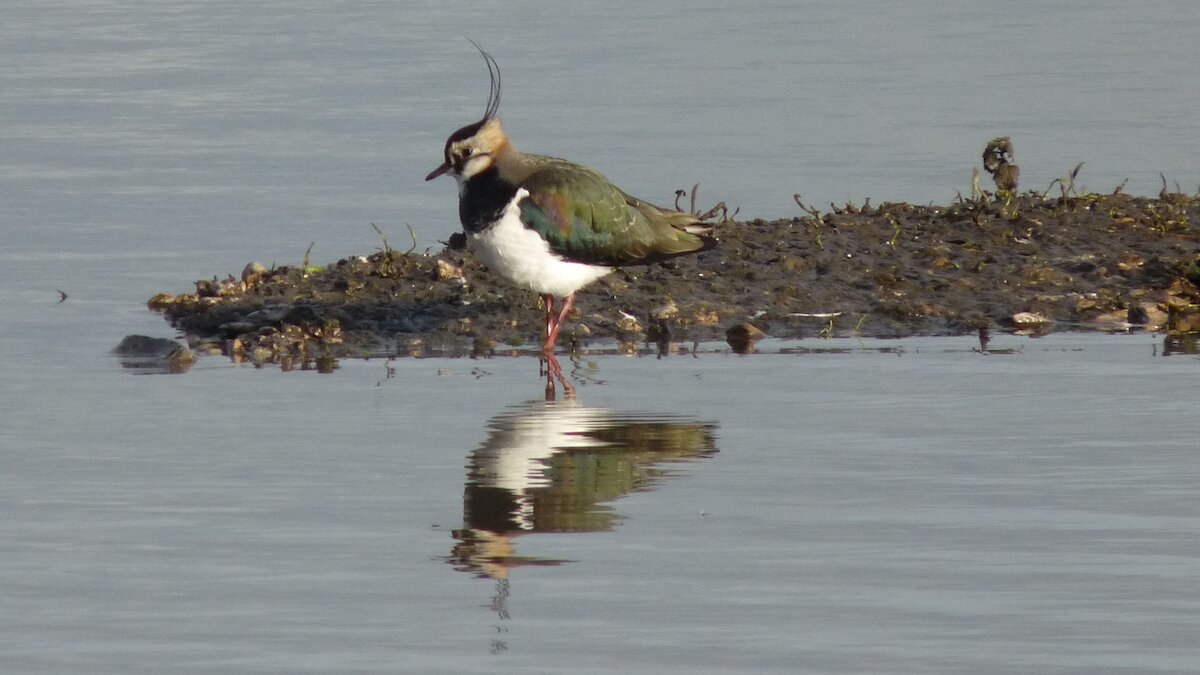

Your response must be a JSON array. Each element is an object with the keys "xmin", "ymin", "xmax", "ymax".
[{"xmin": 4, "ymin": 335, "xmax": 1200, "ymax": 673}]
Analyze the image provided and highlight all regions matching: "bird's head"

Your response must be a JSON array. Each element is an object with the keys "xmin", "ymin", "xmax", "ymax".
[{"xmin": 425, "ymin": 43, "xmax": 508, "ymax": 183}]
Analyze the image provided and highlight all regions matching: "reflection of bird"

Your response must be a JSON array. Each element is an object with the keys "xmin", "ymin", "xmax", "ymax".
[
  {"xmin": 449, "ymin": 400, "xmax": 718, "ymax": 580},
  {"xmin": 426, "ymin": 45, "xmax": 716, "ymax": 365}
]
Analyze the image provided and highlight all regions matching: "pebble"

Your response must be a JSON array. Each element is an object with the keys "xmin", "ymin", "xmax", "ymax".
[
  {"xmin": 652, "ymin": 299, "xmax": 679, "ymax": 320},
  {"xmin": 1011, "ymin": 311, "xmax": 1050, "ymax": 326},
  {"xmin": 725, "ymin": 322, "xmax": 766, "ymax": 353},
  {"xmin": 436, "ymin": 258, "xmax": 465, "ymax": 281},
  {"xmin": 615, "ymin": 313, "xmax": 643, "ymax": 334}
]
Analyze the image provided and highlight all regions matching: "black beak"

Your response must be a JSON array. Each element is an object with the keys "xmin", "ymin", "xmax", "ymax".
[{"xmin": 425, "ymin": 162, "xmax": 451, "ymax": 181}]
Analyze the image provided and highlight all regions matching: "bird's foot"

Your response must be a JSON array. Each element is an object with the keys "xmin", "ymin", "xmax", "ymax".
[{"xmin": 540, "ymin": 351, "xmax": 575, "ymax": 401}]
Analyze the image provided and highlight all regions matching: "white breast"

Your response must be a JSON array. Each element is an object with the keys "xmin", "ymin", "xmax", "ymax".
[{"xmin": 468, "ymin": 188, "xmax": 614, "ymax": 298}]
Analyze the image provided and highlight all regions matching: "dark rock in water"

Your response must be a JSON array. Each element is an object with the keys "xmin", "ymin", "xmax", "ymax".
[
  {"xmin": 112, "ymin": 335, "xmax": 195, "ymax": 373},
  {"xmin": 113, "ymin": 335, "xmax": 184, "ymax": 357},
  {"xmin": 725, "ymin": 322, "xmax": 766, "ymax": 354},
  {"xmin": 1126, "ymin": 304, "xmax": 1150, "ymax": 325}
]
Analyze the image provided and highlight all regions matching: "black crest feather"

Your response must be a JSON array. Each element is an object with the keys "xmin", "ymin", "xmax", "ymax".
[{"xmin": 467, "ymin": 39, "xmax": 501, "ymax": 123}]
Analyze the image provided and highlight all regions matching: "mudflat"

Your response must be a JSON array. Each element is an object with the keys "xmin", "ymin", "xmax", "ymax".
[{"xmin": 147, "ymin": 189, "xmax": 1199, "ymax": 363}]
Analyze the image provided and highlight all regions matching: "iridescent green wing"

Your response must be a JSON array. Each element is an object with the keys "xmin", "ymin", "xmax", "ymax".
[{"xmin": 517, "ymin": 160, "xmax": 710, "ymax": 266}]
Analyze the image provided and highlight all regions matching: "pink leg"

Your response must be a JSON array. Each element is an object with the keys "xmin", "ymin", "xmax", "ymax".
[
  {"xmin": 539, "ymin": 294, "xmax": 576, "ymax": 400},
  {"xmin": 542, "ymin": 295, "xmax": 555, "ymax": 342},
  {"xmin": 542, "ymin": 352, "xmax": 576, "ymax": 400},
  {"xmin": 543, "ymin": 293, "xmax": 575, "ymax": 356}
]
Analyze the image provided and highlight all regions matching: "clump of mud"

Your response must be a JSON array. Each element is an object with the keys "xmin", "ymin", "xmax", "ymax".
[
  {"xmin": 147, "ymin": 187, "xmax": 1199, "ymax": 364},
  {"xmin": 152, "ymin": 128, "xmax": 1200, "ymax": 365}
]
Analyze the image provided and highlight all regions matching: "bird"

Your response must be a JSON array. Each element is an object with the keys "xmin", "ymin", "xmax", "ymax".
[{"xmin": 425, "ymin": 45, "xmax": 717, "ymax": 374}]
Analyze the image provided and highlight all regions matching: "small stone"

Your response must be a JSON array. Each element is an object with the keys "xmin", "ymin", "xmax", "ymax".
[
  {"xmin": 652, "ymin": 299, "xmax": 679, "ymax": 320},
  {"xmin": 111, "ymin": 335, "xmax": 196, "ymax": 373},
  {"xmin": 195, "ymin": 279, "xmax": 220, "ymax": 297},
  {"xmin": 1164, "ymin": 294, "xmax": 1192, "ymax": 311},
  {"xmin": 436, "ymin": 258, "xmax": 464, "ymax": 281},
  {"xmin": 725, "ymin": 323, "xmax": 766, "ymax": 354},
  {"xmin": 146, "ymin": 293, "xmax": 175, "ymax": 310},
  {"xmin": 471, "ymin": 336, "xmax": 497, "ymax": 357},
  {"xmin": 616, "ymin": 340, "xmax": 640, "ymax": 355},
  {"xmin": 402, "ymin": 337, "xmax": 425, "ymax": 356},
  {"xmin": 601, "ymin": 276, "xmax": 630, "ymax": 293},
  {"xmin": 1167, "ymin": 304, "xmax": 1200, "ymax": 333},
  {"xmin": 615, "ymin": 313, "xmax": 643, "ymax": 334},
  {"xmin": 1115, "ymin": 254, "xmax": 1145, "ymax": 272},
  {"xmin": 1092, "ymin": 310, "xmax": 1131, "ymax": 330},
  {"xmin": 112, "ymin": 335, "xmax": 185, "ymax": 358},
  {"xmin": 1129, "ymin": 302, "xmax": 1167, "ymax": 328},
  {"xmin": 1012, "ymin": 311, "xmax": 1050, "ymax": 326}
]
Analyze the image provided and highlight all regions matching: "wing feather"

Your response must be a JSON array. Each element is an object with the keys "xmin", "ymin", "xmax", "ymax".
[{"xmin": 516, "ymin": 160, "xmax": 714, "ymax": 266}]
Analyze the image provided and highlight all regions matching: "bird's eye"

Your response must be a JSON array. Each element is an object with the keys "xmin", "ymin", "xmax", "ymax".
[{"xmin": 462, "ymin": 148, "xmax": 474, "ymax": 158}]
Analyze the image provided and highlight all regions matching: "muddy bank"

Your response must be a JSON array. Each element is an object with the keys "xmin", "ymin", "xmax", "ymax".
[{"xmin": 147, "ymin": 189, "xmax": 1200, "ymax": 364}]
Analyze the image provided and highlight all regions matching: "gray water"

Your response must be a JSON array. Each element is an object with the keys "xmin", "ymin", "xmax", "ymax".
[
  {"xmin": 5, "ymin": 336, "xmax": 1200, "ymax": 673},
  {"xmin": 3, "ymin": 2, "xmax": 1200, "ymax": 673}
]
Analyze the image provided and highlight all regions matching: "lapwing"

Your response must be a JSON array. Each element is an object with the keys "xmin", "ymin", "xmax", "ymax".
[{"xmin": 426, "ymin": 45, "xmax": 717, "ymax": 370}]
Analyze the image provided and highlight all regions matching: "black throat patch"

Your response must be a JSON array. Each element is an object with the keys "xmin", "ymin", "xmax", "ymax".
[{"xmin": 459, "ymin": 168, "xmax": 520, "ymax": 234}]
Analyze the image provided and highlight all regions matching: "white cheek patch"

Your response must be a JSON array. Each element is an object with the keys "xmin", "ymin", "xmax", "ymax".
[{"xmin": 462, "ymin": 154, "xmax": 493, "ymax": 179}]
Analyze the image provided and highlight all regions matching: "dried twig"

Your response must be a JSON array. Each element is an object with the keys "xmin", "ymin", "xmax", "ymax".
[
  {"xmin": 371, "ymin": 223, "xmax": 392, "ymax": 255},
  {"xmin": 1043, "ymin": 162, "xmax": 1085, "ymax": 199},
  {"xmin": 404, "ymin": 223, "xmax": 418, "ymax": 255},
  {"xmin": 302, "ymin": 242, "xmax": 315, "ymax": 272}
]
